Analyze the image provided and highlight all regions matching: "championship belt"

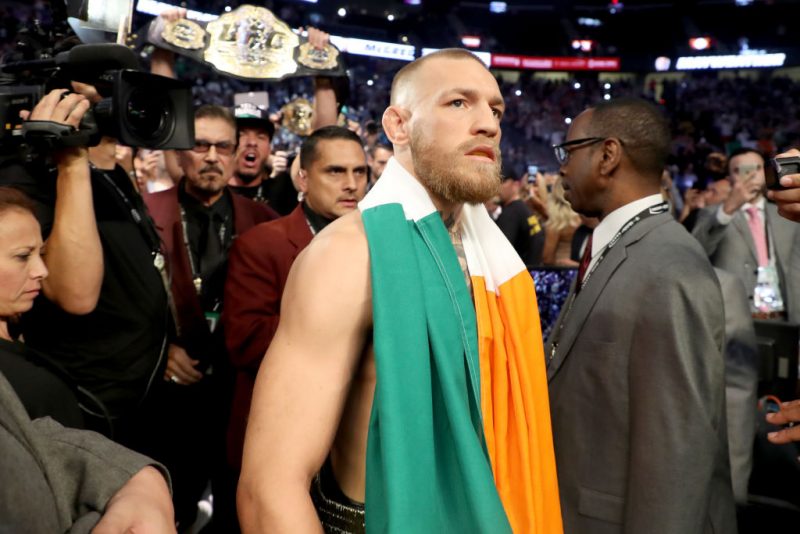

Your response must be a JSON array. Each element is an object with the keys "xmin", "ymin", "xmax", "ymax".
[
  {"xmin": 280, "ymin": 97, "xmax": 314, "ymax": 136},
  {"xmin": 146, "ymin": 5, "xmax": 345, "ymax": 81}
]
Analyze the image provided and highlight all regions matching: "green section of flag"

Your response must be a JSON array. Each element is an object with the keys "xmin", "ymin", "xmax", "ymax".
[{"xmin": 362, "ymin": 203, "xmax": 511, "ymax": 533}]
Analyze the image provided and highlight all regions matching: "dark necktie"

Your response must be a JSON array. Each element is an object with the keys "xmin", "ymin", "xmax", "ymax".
[
  {"xmin": 200, "ymin": 212, "xmax": 223, "ymax": 282},
  {"xmin": 576, "ymin": 233, "xmax": 594, "ymax": 292}
]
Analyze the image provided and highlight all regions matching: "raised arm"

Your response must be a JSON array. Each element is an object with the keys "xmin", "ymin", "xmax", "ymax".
[
  {"xmin": 22, "ymin": 89, "xmax": 103, "ymax": 314},
  {"xmin": 307, "ymin": 27, "xmax": 340, "ymax": 131},
  {"xmin": 238, "ymin": 214, "xmax": 371, "ymax": 533}
]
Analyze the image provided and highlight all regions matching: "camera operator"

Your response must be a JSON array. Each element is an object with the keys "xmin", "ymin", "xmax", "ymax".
[{"xmin": 6, "ymin": 83, "xmax": 171, "ymax": 449}]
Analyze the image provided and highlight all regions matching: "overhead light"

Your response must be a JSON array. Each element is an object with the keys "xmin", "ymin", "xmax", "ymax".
[
  {"xmin": 514, "ymin": 89, "xmax": 522, "ymax": 96},
  {"xmin": 571, "ymin": 39, "xmax": 594, "ymax": 52},
  {"xmin": 654, "ymin": 56, "xmax": 672, "ymax": 71},
  {"xmin": 401, "ymin": 35, "xmax": 409, "ymax": 43},
  {"xmin": 337, "ymin": 7, "xmax": 346, "ymax": 17},
  {"xmin": 578, "ymin": 17, "xmax": 602, "ymax": 27},
  {"xmin": 461, "ymin": 35, "xmax": 481, "ymax": 48},
  {"xmin": 565, "ymin": 117, "xmax": 572, "ymax": 125},
  {"xmin": 735, "ymin": 0, "xmax": 754, "ymax": 5},
  {"xmin": 404, "ymin": 0, "xmax": 422, "ymax": 4},
  {"xmin": 573, "ymin": 82, "xmax": 581, "ymax": 89},
  {"xmin": 224, "ymin": 6, "xmax": 232, "ymax": 12},
  {"xmin": 608, "ymin": 0, "xmax": 623, "ymax": 14},
  {"xmin": 603, "ymin": 82, "xmax": 611, "ymax": 89},
  {"xmin": 367, "ymin": 80, "xmax": 374, "ymax": 86},
  {"xmin": 603, "ymin": 94, "xmax": 611, "ymax": 100},
  {"xmin": 689, "ymin": 37, "xmax": 712, "ymax": 50},
  {"xmin": 489, "ymin": 2, "xmax": 507, "ymax": 13},
  {"xmin": 387, "ymin": 13, "xmax": 395, "ymax": 21}
]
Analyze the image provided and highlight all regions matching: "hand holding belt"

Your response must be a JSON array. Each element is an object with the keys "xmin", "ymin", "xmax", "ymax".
[{"xmin": 144, "ymin": 5, "xmax": 346, "ymax": 81}]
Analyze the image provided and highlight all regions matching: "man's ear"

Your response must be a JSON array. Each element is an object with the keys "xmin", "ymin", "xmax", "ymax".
[
  {"xmin": 599, "ymin": 138, "xmax": 623, "ymax": 176},
  {"xmin": 296, "ymin": 169, "xmax": 309, "ymax": 193},
  {"xmin": 382, "ymin": 105, "xmax": 410, "ymax": 146}
]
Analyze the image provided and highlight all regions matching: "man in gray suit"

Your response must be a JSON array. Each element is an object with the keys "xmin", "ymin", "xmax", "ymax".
[
  {"xmin": 547, "ymin": 97, "xmax": 737, "ymax": 534},
  {"xmin": 692, "ymin": 147, "xmax": 800, "ymax": 322}
]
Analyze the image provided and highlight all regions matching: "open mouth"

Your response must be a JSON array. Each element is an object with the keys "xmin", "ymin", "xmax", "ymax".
[{"xmin": 245, "ymin": 152, "xmax": 257, "ymax": 163}]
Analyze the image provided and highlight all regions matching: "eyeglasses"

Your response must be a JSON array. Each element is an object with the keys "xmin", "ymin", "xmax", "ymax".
[
  {"xmin": 192, "ymin": 140, "xmax": 236, "ymax": 156},
  {"xmin": 553, "ymin": 137, "xmax": 606, "ymax": 166}
]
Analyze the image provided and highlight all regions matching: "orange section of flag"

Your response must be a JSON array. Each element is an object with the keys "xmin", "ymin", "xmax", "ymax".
[{"xmin": 472, "ymin": 272, "xmax": 563, "ymax": 534}]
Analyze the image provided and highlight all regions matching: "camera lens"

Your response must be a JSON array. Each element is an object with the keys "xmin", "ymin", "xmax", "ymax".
[{"xmin": 126, "ymin": 88, "xmax": 170, "ymax": 141}]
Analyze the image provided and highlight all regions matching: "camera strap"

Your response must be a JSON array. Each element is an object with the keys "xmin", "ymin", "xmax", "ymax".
[{"xmin": 92, "ymin": 164, "xmax": 180, "ymax": 334}]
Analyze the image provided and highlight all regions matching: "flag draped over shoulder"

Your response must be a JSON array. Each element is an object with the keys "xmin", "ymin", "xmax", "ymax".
[{"xmin": 359, "ymin": 157, "xmax": 562, "ymax": 533}]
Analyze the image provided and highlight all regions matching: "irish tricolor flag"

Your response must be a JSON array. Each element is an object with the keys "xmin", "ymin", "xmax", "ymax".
[{"xmin": 360, "ymin": 157, "xmax": 562, "ymax": 533}]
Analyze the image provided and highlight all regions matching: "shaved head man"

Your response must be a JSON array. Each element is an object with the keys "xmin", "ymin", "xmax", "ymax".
[{"xmin": 239, "ymin": 50, "xmax": 561, "ymax": 534}]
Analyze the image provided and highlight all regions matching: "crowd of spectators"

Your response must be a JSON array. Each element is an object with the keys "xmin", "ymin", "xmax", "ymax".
[{"xmin": 4, "ymin": 0, "xmax": 800, "ymax": 183}]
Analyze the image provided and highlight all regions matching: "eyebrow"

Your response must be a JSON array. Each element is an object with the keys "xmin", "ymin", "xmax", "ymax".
[{"xmin": 441, "ymin": 88, "xmax": 505, "ymax": 109}]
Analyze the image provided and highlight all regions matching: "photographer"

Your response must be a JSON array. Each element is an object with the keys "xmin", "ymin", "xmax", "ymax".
[{"xmin": 6, "ymin": 82, "xmax": 171, "ymax": 448}]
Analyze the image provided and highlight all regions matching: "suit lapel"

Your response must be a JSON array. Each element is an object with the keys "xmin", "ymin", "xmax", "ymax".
[
  {"xmin": 732, "ymin": 211, "xmax": 758, "ymax": 263},
  {"xmin": 285, "ymin": 205, "xmax": 314, "ymax": 251},
  {"xmin": 546, "ymin": 214, "xmax": 668, "ymax": 381}
]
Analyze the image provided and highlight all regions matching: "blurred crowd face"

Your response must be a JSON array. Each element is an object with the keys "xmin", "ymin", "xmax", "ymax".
[
  {"xmin": 729, "ymin": 151, "xmax": 766, "ymax": 203},
  {"xmin": 704, "ymin": 179, "xmax": 731, "ymax": 206},
  {"xmin": 369, "ymin": 146, "xmax": 393, "ymax": 181},
  {"xmin": 300, "ymin": 138, "xmax": 368, "ymax": 220},
  {"xmin": 180, "ymin": 117, "xmax": 237, "ymax": 202},
  {"xmin": 408, "ymin": 57, "xmax": 504, "ymax": 204},
  {"xmin": 499, "ymin": 178, "xmax": 520, "ymax": 204},
  {"xmin": 0, "ymin": 208, "xmax": 47, "ymax": 317},
  {"xmin": 558, "ymin": 109, "xmax": 605, "ymax": 218},
  {"xmin": 236, "ymin": 126, "xmax": 272, "ymax": 182}
]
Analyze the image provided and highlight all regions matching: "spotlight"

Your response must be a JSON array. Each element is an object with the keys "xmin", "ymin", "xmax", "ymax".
[
  {"xmin": 689, "ymin": 37, "xmax": 712, "ymax": 51},
  {"xmin": 224, "ymin": 6, "xmax": 232, "ymax": 12},
  {"xmin": 565, "ymin": 117, "xmax": 572, "ymax": 124},
  {"xmin": 337, "ymin": 7, "xmax": 346, "ymax": 17},
  {"xmin": 489, "ymin": 2, "xmax": 507, "ymax": 14},
  {"xmin": 367, "ymin": 80, "xmax": 374, "ymax": 86},
  {"xmin": 573, "ymin": 82, "xmax": 581, "ymax": 90},
  {"xmin": 387, "ymin": 13, "xmax": 395, "ymax": 21},
  {"xmin": 515, "ymin": 89, "xmax": 522, "ymax": 96},
  {"xmin": 603, "ymin": 94, "xmax": 611, "ymax": 100},
  {"xmin": 604, "ymin": 83, "xmax": 611, "ymax": 89}
]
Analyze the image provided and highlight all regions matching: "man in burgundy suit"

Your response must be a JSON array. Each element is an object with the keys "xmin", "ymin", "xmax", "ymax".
[
  {"xmin": 223, "ymin": 126, "xmax": 368, "ymax": 471},
  {"xmin": 144, "ymin": 104, "xmax": 277, "ymax": 531}
]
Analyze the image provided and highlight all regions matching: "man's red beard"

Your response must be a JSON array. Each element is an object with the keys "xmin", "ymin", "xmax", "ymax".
[{"xmin": 410, "ymin": 130, "xmax": 502, "ymax": 204}]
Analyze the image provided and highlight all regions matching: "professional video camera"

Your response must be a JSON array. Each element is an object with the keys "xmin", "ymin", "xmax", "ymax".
[{"xmin": 1, "ymin": 35, "xmax": 194, "ymax": 160}]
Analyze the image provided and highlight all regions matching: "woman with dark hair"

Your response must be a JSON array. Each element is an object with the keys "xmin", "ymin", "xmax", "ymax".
[{"xmin": 0, "ymin": 186, "xmax": 84, "ymax": 427}]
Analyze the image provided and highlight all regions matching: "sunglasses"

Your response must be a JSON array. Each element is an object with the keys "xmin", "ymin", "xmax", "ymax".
[{"xmin": 552, "ymin": 137, "xmax": 606, "ymax": 165}]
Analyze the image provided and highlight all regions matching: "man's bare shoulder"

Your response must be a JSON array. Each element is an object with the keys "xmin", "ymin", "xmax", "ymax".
[
  {"xmin": 287, "ymin": 210, "xmax": 370, "ymax": 310},
  {"xmin": 296, "ymin": 210, "xmax": 367, "ymax": 267}
]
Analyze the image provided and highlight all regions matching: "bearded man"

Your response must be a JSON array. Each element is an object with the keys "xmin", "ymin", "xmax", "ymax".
[{"xmin": 237, "ymin": 49, "xmax": 563, "ymax": 534}]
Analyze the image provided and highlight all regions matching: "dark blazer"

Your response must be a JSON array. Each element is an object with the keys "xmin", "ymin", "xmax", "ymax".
[
  {"xmin": 144, "ymin": 186, "xmax": 278, "ymax": 360},
  {"xmin": 546, "ymin": 212, "xmax": 737, "ymax": 534},
  {"xmin": 221, "ymin": 204, "xmax": 314, "ymax": 468},
  {"xmin": 692, "ymin": 202, "xmax": 800, "ymax": 323}
]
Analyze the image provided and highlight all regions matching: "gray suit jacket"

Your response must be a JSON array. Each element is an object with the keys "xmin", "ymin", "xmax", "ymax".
[
  {"xmin": 692, "ymin": 202, "xmax": 800, "ymax": 323},
  {"xmin": 715, "ymin": 268, "xmax": 759, "ymax": 504},
  {"xmin": 0, "ymin": 371, "xmax": 167, "ymax": 533},
  {"xmin": 546, "ymin": 212, "xmax": 737, "ymax": 534}
]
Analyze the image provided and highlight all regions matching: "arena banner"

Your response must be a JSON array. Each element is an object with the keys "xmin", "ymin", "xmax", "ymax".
[
  {"xmin": 144, "ymin": 5, "xmax": 346, "ymax": 81},
  {"xmin": 491, "ymin": 54, "xmax": 620, "ymax": 72}
]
